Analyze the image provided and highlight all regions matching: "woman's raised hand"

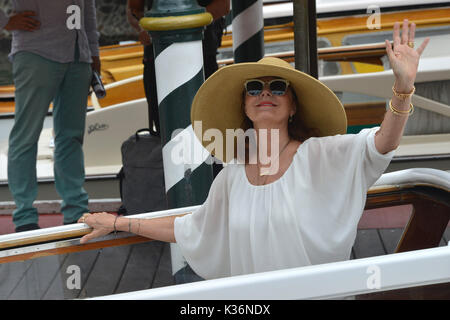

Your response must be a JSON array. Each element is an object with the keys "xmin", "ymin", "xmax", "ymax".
[{"xmin": 385, "ymin": 19, "xmax": 430, "ymax": 92}]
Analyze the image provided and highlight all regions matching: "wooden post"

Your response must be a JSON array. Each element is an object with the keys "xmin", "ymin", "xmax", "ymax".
[{"xmin": 293, "ymin": 0, "xmax": 318, "ymax": 78}]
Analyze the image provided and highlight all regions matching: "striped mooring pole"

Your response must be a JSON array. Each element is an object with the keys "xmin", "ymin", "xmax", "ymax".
[
  {"xmin": 140, "ymin": 0, "xmax": 214, "ymax": 278},
  {"xmin": 231, "ymin": 0, "xmax": 265, "ymax": 63}
]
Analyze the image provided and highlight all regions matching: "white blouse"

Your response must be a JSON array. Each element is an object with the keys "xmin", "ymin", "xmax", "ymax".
[{"xmin": 174, "ymin": 127, "xmax": 395, "ymax": 279}]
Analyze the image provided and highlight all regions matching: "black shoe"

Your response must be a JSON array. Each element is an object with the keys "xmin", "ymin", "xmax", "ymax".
[
  {"xmin": 63, "ymin": 220, "xmax": 80, "ymax": 225},
  {"xmin": 15, "ymin": 223, "xmax": 40, "ymax": 233}
]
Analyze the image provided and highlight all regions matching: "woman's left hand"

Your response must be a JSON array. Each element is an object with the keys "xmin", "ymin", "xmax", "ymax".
[
  {"xmin": 385, "ymin": 19, "xmax": 430, "ymax": 91},
  {"xmin": 78, "ymin": 212, "xmax": 115, "ymax": 244}
]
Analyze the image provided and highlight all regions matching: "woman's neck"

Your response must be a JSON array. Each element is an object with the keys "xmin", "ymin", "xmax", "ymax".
[{"xmin": 251, "ymin": 124, "xmax": 291, "ymax": 165}]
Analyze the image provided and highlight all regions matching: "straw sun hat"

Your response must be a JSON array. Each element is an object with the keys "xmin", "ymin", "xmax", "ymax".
[{"xmin": 190, "ymin": 57, "xmax": 347, "ymax": 162}]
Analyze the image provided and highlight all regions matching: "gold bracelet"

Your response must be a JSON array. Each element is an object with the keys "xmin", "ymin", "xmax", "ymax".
[
  {"xmin": 389, "ymin": 99, "xmax": 414, "ymax": 116},
  {"xmin": 113, "ymin": 215, "xmax": 119, "ymax": 235},
  {"xmin": 392, "ymin": 84, "xmax": 415, "ymax": 100}
]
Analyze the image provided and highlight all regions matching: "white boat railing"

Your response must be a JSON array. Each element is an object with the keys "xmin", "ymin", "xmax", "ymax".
[
  {"xmin": 90, "ymin": 243, "xmax": 450, "ymax": 300},
  {"xmin": 373, "ymin": 167, "xmax": 450, "ymax": 190},
  {"xmin": 320, "ymin": 56, "xmax": 450, "ymax": 118}
]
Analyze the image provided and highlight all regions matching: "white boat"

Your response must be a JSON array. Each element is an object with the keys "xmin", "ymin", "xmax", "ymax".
[
  {"xmin": 1, "ymin": 50, "xmax": 448, "ymax": 193},
  {"xmin": 0, "ymin": 0, "xmax": 449, "ymax": 301},
  {"xmin": 0, "ymin": 168, "xmax": 448, "ymax": 299}
]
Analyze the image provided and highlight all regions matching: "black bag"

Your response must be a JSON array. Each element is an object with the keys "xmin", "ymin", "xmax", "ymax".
[{"xmin": 117, "ymin": 129, "xmax": 167, "ymax": 215}]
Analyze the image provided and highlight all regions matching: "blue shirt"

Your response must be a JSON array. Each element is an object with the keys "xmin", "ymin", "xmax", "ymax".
[{"xmin": 0, "ymin": 0, "xmax": 99, "ymax": 63}]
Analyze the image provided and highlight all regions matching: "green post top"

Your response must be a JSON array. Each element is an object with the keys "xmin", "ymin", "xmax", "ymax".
[{"xmin": 140, "ymin": 0, "xmax": 213, "ymax": 32}]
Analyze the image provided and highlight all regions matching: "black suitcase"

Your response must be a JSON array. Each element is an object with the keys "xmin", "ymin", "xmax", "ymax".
[{"xmin": 117, "ymin": 129, "xmax": 167, "ymax": 215}]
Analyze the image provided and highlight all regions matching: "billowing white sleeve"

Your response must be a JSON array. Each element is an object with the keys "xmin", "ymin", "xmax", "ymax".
[
  {"xmin": 296, "ymin": 127, "xmax": 396, "ymax": 263},
  {"xmin": 360, "ymin": 127, "xmax": 397, "ymax": 188},
  {"xmin": 174, "ymin": 167, "xmax": 231, "ymax": 279},
  {"xmin": 305, "ymin": 127, "xmax": 395, "ymax": 193}
]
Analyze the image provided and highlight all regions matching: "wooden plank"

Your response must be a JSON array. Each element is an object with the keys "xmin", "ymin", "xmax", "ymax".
[
  {"xmin": 352, "ymin": 229, "xmax": 386, "ymax": 259},
  {"xmin": 43, "ymin": 249, "xmax": 100, "ymax": 300},
  {"xmin": 7, "ymin": 254, "xmax": 67, "ymax": 300},
  {"xmin": 115, "ymin": 241, "xmax": 164, "ymax": 294},
  {"xmin": 396, "ymin": 200, "xmax": 450, "ymax": 253},
  {"xmin": 356, "ymin": 282, "xmax": 450, "ymax": 300},
  {"xmin": 316, "ymin": 7, "xmax": 450, "ymax": 35},
  {"xmin": 344, "ymin": 101, "xmax": 386, "ymax": 126},
  {"xmin": 0, "ymin": 229, "xmax": 92, "ymax": 250},
  {"xmin": 152, "ymin": 242, "xmax": 174, "ymax": 289},
  {"xmin": 0, "ymin": 260, "xmax": 33, "ymax": 299},
  {"xmin": 0, "ymin": 101, "xmax": 14, "ymax": 114},
  {"xmin": 378, "ymin": 229, "xmax": 404, "ymax": 254},
  {"xmin": 0, "ymin": 235, "xmax": 151, "ymax": 264},
  {"xmin": 81, "ymin": 245, "xmax": 131, "ymax": 298}
]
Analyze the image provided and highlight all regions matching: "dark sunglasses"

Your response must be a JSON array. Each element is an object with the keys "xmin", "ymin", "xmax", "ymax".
[{"xmin": 244, "ymin": 79, "xmax": 290, "ymax": 96}]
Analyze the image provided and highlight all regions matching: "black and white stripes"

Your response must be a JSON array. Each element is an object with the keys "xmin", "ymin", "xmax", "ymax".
[
  {"xmin": 232, "ymin": 0, "xmax": 265, "ymax": 62},
  {"xmin": 142, "ymin": 2, "xmax": 215, "ymax": 275}
]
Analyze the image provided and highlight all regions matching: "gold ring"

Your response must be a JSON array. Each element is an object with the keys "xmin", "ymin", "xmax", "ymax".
[
  {"xmin": 81, "ymin": 213, "xmax": 89, "ymax": 223},
  {"xmin": 407, "ymin": 41, "xmax": 414, "ymax": 48}
]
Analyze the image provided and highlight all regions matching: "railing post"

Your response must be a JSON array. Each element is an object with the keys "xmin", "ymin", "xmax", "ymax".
[
  {"xmin": 293, "ymin": 0, "xmax": 318, "ymax": 78},
  {"xmin": 231, "ymin": 0, "xmax": 264, "ymax": 62},
  {"xmin": 140, "ymin": 0, "xmax": 214, "ymax": 278}
]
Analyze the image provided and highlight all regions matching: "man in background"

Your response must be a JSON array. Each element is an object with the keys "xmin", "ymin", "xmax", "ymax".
[
  {"xmin": 126, "ymin": 0, "xmax": 229, "ymax": 137},
  {"xmin": 0, "ymin": 1, "xmax": 100, "ymax": 232}
]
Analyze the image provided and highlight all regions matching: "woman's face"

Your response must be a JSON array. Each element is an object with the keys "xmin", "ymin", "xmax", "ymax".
[{"xmin": 244, "ymin": 76, "xmax": 296, "ymax": 128}]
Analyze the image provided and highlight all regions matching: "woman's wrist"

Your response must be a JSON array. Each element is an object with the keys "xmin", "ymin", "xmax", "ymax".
[
  {"xmin": 114, "ymin": 216, "xmax": 129, "ymax": 232},
  {"xmin": 393, "ymin": 80, "xmax": 414, "ymax": 94},
  {"xmin": 391, "ymin": 81, "xmax": 415, "ymax": 113},
  {"xmin": 112, "ymin": 217, "xmax": 143, "ymax": 235}
]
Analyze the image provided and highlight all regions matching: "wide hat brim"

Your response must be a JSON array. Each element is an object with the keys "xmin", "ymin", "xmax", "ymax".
[{"xmin": 191, "ymin": 57, "xmax": 347, "ymax": 163}]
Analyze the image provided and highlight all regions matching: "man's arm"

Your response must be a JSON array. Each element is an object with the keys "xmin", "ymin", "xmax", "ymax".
[
  {"xmin": 206, "ymin": 0, "xmax": 230, "ymax": 20},
  {"xmin": 0, "ymin": 10, "xmax": 40, "ymax": 31},
  {"xmin": 84, "ymin": 0, "xmax": 100, "ymax": 72},
  {"xmin": 127, "ymin": 0, "xmax": 151, "ymax": 46}
]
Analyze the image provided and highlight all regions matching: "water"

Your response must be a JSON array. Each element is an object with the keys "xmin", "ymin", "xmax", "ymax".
[{"xmin": 0, "ymin": 39, "xmax": 12, "ymax": 85}]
